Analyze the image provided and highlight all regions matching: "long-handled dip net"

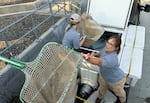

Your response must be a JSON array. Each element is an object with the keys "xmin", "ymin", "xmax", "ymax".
[{"xmin": 0, "ymin": 42, "xmax": 81, "ymax": 103}]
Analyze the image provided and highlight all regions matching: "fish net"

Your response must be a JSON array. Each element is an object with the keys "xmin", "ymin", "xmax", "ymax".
[
  {"xmin": 18, "ymin": 42, "xmax": 81, "ymax": 103},
  {"xmin": 80, "ymin": 13, "xmax": 105, "ymax": 47}
]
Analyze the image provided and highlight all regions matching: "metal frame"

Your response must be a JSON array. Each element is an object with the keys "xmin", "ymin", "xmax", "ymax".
[{"xmin": 0, "ymin": 0, "xmax": 68, "ymax": 57}]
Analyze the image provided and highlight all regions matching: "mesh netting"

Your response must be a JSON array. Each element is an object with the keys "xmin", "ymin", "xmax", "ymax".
[
  {"xmin": 79, "ymin": 13, "xmax": 105, "ymax": 47},
  {"xmin": 19, "ymin": 42, "xmax": 81, "ymax": 103}
]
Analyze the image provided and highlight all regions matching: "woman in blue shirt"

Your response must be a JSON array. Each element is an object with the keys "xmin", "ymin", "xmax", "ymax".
[
  {"xmin": 62, "ymin": 13, "xmax": 86, "ymax": 51},
  {"xmin": 82, "ymin": 35, "xmax": 126, "ymax": 103}
]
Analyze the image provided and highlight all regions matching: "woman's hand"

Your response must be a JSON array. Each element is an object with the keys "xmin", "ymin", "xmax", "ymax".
[
  {"xmin": 81, "ymin": 52, "xmax": 102, "ymax": 66},
  {"xmin": 80, "ymin": 35, "xmax": 87, "ymax": 46},
  {"xmin": 81, "ymin": 53, "xmax": 90, "ymax": 60},
  {"xmin": 91, "ymin": 52, "xmax": 101, "ymax": 57},
  {"xmin": 82, "ymin": 35, "xmax": 87, "ymax": 40}
]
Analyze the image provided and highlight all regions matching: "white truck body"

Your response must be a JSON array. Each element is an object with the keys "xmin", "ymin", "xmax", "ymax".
[{"xmin": 87, "ymin": 0, "xmax": 134, "ymax": 33}]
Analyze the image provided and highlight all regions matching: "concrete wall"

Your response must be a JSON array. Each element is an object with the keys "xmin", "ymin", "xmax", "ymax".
[
  {"xmin": 0, "ymin": 2, "xmax": 35, "ymax": 15},
  {"xmin": 0, "ymin": 0, "xmax": 35, "ymax": 6}
]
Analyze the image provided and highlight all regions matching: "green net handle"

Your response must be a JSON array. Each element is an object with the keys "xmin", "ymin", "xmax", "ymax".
[{"xmin": 0, "ymin": 56, "xmax": 25, "ymax": 69}]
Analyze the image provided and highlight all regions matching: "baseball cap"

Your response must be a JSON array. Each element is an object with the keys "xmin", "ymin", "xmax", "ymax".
[{"xmin": 70, "ymin": 13, "xmax": 81, "ymax": 24}]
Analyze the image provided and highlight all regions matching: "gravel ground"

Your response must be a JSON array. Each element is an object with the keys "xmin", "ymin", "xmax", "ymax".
[{"xmin": 0, "ymin": 13, "xmax": 62, "ymax": 69}]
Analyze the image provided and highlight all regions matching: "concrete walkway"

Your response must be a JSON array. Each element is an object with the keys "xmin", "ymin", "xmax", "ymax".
[{"xmin": 127, "ymin": 12, "xmax": 150, "ymax": 103}]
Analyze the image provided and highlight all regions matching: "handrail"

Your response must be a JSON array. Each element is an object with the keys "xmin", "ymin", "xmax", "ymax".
[{"xmin": 0, "ymin": 0, "xmax": 68, "ymax": 57}]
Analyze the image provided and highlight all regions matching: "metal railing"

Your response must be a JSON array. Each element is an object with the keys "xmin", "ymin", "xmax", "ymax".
[
  {"xmin": 0, "ymin": 0, "xmax": 82, "ymax": 69},
  {"xmin": 0, "ymin": 0, "xmax": 67, "ymax": 56}
]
